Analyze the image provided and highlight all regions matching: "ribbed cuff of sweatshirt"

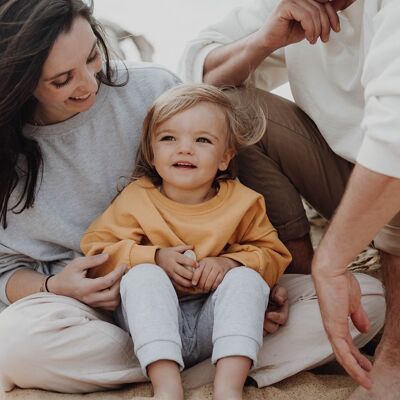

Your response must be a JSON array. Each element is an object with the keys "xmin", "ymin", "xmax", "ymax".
[
  {"xmin": 130, "ymin": 245, "xmax": 160, "ymax": 267},
  {"xmin": 0, "ymin": 268, "xmax": 25, "ymax": 305},
  {"xmin": 180, "ymin": 42, "xmax": 221, "ymax": 83}
]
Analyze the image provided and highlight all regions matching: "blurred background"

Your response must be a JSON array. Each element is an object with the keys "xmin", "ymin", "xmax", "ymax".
[{"xmin": 92, "ymin": 0, "xmax": 292, "ymax": 99}]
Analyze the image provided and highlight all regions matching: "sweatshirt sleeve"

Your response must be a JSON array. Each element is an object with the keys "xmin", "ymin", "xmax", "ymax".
[
  {"xmin": 178, "ymin": 0, "xmax": 287, "ymax": 89},
  {"xmin": 221, "ymin": 196, "xmax": 292, "ymax": 287},
  {"xmin": 81, "ymin": 189, "xmax": 160, "ymax": 278},
  {"xmin": 357, "ymin": 0, "xmax": 400, "ymax": 178}
]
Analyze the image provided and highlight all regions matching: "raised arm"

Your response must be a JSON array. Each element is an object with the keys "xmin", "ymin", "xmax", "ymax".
[{"xmin": 202, "ymin": 0, "xmax": 340, "ymax": 86}]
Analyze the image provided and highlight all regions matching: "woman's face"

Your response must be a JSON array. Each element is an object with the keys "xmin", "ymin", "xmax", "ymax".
[{"xmin": 33, "ymin": 16, "xmax": 102, "ymax": 125}]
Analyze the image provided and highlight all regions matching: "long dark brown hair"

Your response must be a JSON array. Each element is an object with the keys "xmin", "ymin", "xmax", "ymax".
[{"xmin": 0, "ymin": 0, "xmax": 126, "ymax": 228}]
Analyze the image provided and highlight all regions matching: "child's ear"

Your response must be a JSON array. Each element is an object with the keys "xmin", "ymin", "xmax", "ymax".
[{"xmin": 218, "ymin": 148, "xmax": 235, "ymax": 171}]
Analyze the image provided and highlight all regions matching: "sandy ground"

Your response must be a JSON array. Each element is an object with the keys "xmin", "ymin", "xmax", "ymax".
[{"xmin": 0, "ymin": 372, "xmax": 357, "ymax": 400}]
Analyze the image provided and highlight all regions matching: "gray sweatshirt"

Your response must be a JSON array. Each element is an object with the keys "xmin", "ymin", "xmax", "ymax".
[{"xmin": 0, "ymin": 62, "xmax": 180, "ymax": 310}]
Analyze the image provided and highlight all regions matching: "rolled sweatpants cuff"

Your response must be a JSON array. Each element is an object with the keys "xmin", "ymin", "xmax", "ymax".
[
  {"xmin": 136, "ymin": 341, "xmax": 184, "ymax": 377},
  {"xmin": 212, "ymin": 336, "xmax": 260, "ymax": 366}
]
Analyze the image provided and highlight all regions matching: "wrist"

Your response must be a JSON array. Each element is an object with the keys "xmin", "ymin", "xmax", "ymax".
[
  {"xmin": 249, "ymin": 28, "xmax": 279, "ymax": 55},
  {"xmin": 46, "ymin": 274, "xmax": 61, "ymax": 295}
]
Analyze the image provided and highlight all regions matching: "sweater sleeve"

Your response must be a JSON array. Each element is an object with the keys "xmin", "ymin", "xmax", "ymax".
[
  {"xmin": 80, "ymin": 189, "xmax": 160, "ymax": 278},
  {"xmin": 357, "ymin": 0, "xmax": 400, "ymax": 178},
  {"xmin": 221, "ymin": 196, "xmax": 291, "ymax": 287},
  {"xmin": 178, "ymin": 0, "xmax": 287, "ymax": 89}
]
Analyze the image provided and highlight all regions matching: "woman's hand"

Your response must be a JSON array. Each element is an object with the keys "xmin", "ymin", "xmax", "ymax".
[
  {"xmin": 256, "ymin": 0, "xmax": 341, "ymax": 51},
  {"xmin": 263, "ymin": 284, "xmax": 289, "ymax": 335},
  {"xmin": 47, "ymin": 253, "xmax": 127, "ymax": 311},
  {"xmin": 155, "ymin": 245, "xmax": 198, "ymax": 288}
]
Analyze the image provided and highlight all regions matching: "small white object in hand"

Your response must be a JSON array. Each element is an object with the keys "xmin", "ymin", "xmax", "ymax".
[{"xmin": 183, "ymin": 249, "xmax": 196, "ymax": 271}]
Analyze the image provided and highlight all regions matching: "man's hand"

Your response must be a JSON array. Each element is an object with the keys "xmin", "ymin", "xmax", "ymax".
[
  {"xmin": 155, "ymin": 245, "xmax": 198, "ymax": 288},
  {"xmin": 257, "ymin": 0, "xmax": 341, "ymax": 50},
  {"xmin": 192, "ymin": 257, "xmax": 240, "ymax": 292},
  {"xmin": 312, "ymin": 264, "xmax": 372, "ymax": 389},
  {"xmin": 263, "ymin": 284, "xmax": 289, "ymax": 335}
]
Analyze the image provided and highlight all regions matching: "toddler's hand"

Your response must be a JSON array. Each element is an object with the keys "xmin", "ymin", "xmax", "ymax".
[
  {"xmin": 155, "ymin": 245, "xmax": 198, "ymax": 288},
  {"xmin": 192, "ymin": 257, "xmax": 240, "ymax": 292}
]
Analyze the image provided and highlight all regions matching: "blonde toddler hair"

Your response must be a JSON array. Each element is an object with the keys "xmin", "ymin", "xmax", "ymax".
[{"xmin": 133, "ymin": 83, "xmax": 266, "ymax": 186}]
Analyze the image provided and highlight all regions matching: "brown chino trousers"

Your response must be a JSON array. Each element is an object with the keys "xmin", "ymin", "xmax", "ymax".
[{"xmin": 233, "ymin": 88, "xmax": 400, "ymax": 255}]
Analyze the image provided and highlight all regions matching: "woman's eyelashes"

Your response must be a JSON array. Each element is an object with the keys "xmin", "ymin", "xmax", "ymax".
[
  {"xmin": 51, "ymin": 49, "xmax": 100, "ymax": 89},
  {"xmin": 53, "ymin": 73, "xmax": 73, "ymax": 88}
]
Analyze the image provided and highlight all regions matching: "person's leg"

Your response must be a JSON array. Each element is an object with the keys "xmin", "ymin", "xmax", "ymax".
[
  {"xmin": 118, "ymin": 264, "xmax": 184, "ymax": 400},
  {"xmin": 210, "ymin": 267, "xmax": 269, "ymax": 400},
  {"xmin": 349, "ymin": 216, "xmax": 400, "ymax": 399},
  {"xmin": 230, "ymin": 88, "xmax": 353, "ymax": 273},
  {"xmin": 181, "ymin": 273, "xmax": 385, "ymax": 390},
  {"xmin": 0, "ymin": 293, "xmax": 143, "ymax": 393}
]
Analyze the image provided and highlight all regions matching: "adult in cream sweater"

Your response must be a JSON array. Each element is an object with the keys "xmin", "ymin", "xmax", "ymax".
[{"xmin": 180, "ymin": 0, "xmax": 400, "ymax": 398}]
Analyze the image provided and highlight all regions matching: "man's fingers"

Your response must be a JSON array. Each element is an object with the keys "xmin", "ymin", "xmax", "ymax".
[
  {"xmin": 316, "ymin": 0, "xmax": 331, "ymax": 42},
  {"xmin": 270, "ymin": 284, "xmax": 288, "ymax": 305},
  {"xmin": 351, "ymin": 305, "xmax": 371, "ymax": 334},
  {"xmin": 290, "ymin": 3, "xmax": 318, "ymax": 43},
  {"xmin": 263, "ymin": 320, "xmax": 280, "ymax": 335},
  {"xmin": 266, "ymin": 309, "xmax": 288, "ymax": 325},
  {"xmin": 333, "ymin": 338, "xmax": 373, "ymax": 390},
  {"xmin": 351, "ymin": 346, "xmax": 373, "ymax": 373},
  {"xmin": 323, "ymin": 1, "xmax": 340, "ymax": 32}
]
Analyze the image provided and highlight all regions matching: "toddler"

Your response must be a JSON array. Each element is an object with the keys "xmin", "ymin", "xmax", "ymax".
[{"xmin": 81, "ymin": 84, "xmax": 291, "ymax": 400}]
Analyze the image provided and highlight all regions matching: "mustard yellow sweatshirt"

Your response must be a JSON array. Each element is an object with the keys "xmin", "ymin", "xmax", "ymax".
[{"xmin": 81, "ymin": 178, "xmax": 291, "ymax": 287}]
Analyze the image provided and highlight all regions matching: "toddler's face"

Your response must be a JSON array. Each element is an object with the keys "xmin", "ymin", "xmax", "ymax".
[{"xmin": 151, "ymin": 102, "xmax": 234, "ymax": 195}]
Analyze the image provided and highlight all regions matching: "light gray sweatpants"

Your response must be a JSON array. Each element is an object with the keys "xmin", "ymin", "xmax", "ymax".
[{"xmin": 115, "ymin": 264, "xmax": 270, "ymax": 376}]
